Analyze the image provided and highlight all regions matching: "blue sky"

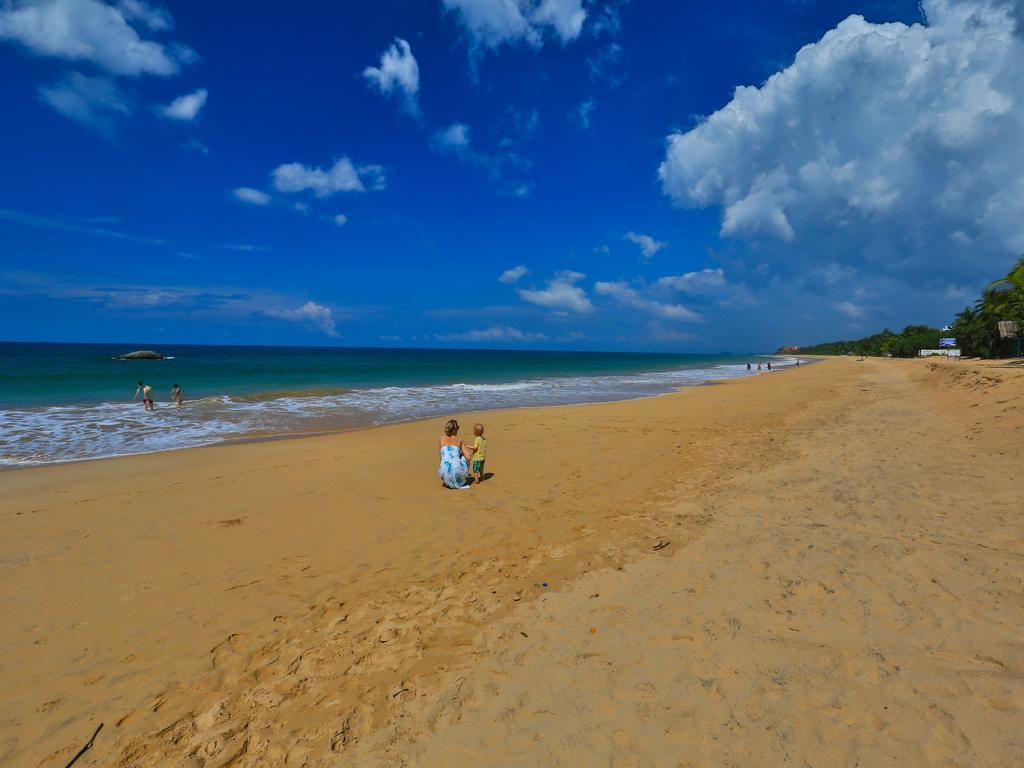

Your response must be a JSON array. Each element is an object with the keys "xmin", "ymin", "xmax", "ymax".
[{"xmin": 2, "ymin": 0, "xmax": 1022, "ymax": 351}]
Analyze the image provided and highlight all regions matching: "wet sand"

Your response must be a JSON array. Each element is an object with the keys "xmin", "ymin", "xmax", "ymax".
[{"xmin": 2, "ymin": 357, "xmax": 1021, "ymax": 766}]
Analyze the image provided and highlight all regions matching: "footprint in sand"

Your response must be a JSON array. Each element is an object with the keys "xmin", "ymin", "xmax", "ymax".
[{"xmin": 37, "ymin": 699, "xmax": 61, "ymax": 713}]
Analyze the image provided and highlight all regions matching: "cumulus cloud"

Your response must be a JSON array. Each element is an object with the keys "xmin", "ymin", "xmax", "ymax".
[
  {"xmin": 656, "ymin": 268, "xmax": 727, "ymax": 294},
  {"xmin": 624, "ymin": 231, "xmax": 667, "ymax": 259},
  {"xmin": 441, "ymin": 0, "xmax": 586, "ymax": 50},
  {"xmin": 159, "ymin": 87, "xmax": 206, "ymax": 120},
  {"xmin": 436, "ymin": 325, "xmax": 548, "ymax": 342},
  {"xmin": 594, "ymin": 281, "xmax": 702, "ymax": 321},
  {"xmin": 37, "ymin": 72, "xmax": 130, "ymax": 135},
  {"xmin": 499, "ymin": 265, "xmax": 529, "ymax": 283},
  {"xmin": 658, "ymin": 0, "xmax": 1024, "ymax": 295},
  {"xmin": 363, "ymin": 37, "xmax": 419, "ymax": 114},
  {"xmin": 0, "ymin": 0, "xmax": 191, "ymax": 76},
  {"xmin": 267, "ymin": 301, "xmax": 339, "ymax": 337},
  {"xmin": 517, "ymin": 270, "xmax": 593, "ymax": 313},
  {"xmin": 331, "ymin": 213, "xmax": 347, "ymax": 227},
  {"xmin": 117, "ymin": 0, "xmax": 171, "ymax": 30},
  {"xmin": 271, "ymin": 157, "xmax": 385, "ymax": 197},
  {"xmin": 233, "ymin": 187, "xmax": 270, "ymax": 205}
]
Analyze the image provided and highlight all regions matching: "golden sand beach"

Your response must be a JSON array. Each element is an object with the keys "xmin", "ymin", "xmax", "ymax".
[{"xmin": 2, "ymin": 357, "xmax": 1022, "ymax": 766}]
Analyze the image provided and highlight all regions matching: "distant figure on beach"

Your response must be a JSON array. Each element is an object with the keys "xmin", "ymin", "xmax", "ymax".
[
  {"xmin": 757, "ymin": 363, "xmax": 762, "ymax": 371},
  {"xmin": 467, "ymin": 423, "xmax": 487, "ymax": 483},
  {"xmin": 767, "ymin": 361, "xmax": 772, "ymax": 371},
  {"xmin": 796, "ymin": 359, "xmax": 801, "ymax": 367},
  {"xmin": 171, "ymin": 384, "xmax": 185, "ymax": 407},
  {"xmin": 134, "ymin": 380, "xmax": 155, "ymax": 410},
  {"xmin": 438, "ymin": 419, "xmax": 470, "ymax": 489},
  {"xmin": 747, "ymin": 363, "xmax": 751, "ymax": 371}
]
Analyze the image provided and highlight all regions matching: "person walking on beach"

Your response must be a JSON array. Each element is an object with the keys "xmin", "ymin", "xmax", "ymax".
[
  {"xmin": 438, "ymin": 419, "xmax": 470, "ymax": 489},
  {"xmin": 134, "ymin": 380, "xmax": 155, "ymax": 410},
  {"xmin": 171, "ymin": 384, "xmax": 185, "ymax": 407}
]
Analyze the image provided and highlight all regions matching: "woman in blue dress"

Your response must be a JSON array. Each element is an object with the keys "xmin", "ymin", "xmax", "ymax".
[{"xmin": 437, "ymin": 418, "xmax": 470, "ymax": 489}]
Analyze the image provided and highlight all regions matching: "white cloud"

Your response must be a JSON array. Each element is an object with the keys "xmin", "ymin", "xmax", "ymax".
[
  {"xmin": 267, "ymin": 301, "xmax": 339, "ymax": 337},
  {"xmin": 37, "ymin": 72, "xmax": 130, "ymax": 135},
  {"xmin": 646, "ymin": 321, "xmax": 697, "ymax": 343},
  {"xmin": 363, "ymin": 37, "xmax": 419, "ymax": 114},
  {"xmin": 573, "ymin": 98, "xmax": 595, "ymax": 130},
  {"xmin": 624, "ymin": 231, "xmax": 667, "ymax": 259},
  {"xmin": 271, "ymin": 157, "xmax": 385, "ymax": 197},
  {"xmin": 656, "ymin": 268, "xmax": 726, "ymax": 294},
  {"xmin": 595, "ymin": 281, "xmax": 701, "ymax": 321},
  {"xmin": 356, "ymin": 164, "xmax": 388, "ymax": 191},
  {"xmin": 220, "ymin": 244, "xmax": 268, "ymax": 252},
  {"xmin": 159, "ymin": 87, "xmax": 206, "ymax": 120},
  {"xmin": 0, "ymin": 205, "xmax": 164, "ymax": 243},
  {"xmin": 834, "ymin": 301, "xmax": 865, "ymax": 319},
  {"xmin": 442, "ymin": 0, "xmax": 586, "ymax": 50},
  {"xmin": 0, "ymin": 0, "xmax": 191, "ymax": 76},
  {"xmin": 436, "ymin": 325, "xmax": 548, "ymax": 342},
  {"xmin": 517, "ymin": 270, "xmax": 593, "ymax": 313},
  {"xmin": 657, "ymin": 0, "xmax": 1024, "ymax": 292},
  {"xmin": 183, "ymin": 137, "xmax": 208, "ymax": 155},
  {"xmin": 433, "ymin": 122, "xmax": 472, "ymax": 151},
  {"xmin": 116, "ymin": 0, "xmax": 171, "ymax": 30},
  {"xmin": 531, "ymin": 0, "xmax": 586, "ymax": 42},
  {"xmin": 499, "ymin": 265, "xmax": 529, "ymax": 283},
  {"xmin": 432, "ymin": 121, "xmax": 531, "ymax": 194},
  {"xmin": 332, "ymin": 213, "xmax": 347, "ymax": 227},
  {"xmin": 233, "ymin": 187, "xmax": 270, "ymax": 205}
]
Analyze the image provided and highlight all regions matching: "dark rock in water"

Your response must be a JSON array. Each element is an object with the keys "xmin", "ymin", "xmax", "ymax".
[{"xmin": 118, "ymin": 350, "xmax": 165, "ymax": 360}]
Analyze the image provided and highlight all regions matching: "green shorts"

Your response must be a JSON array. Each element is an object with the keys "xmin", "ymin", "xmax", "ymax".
[{"xmin": 472, "ymin": 460, "xmax": 485, "ymax": 474}]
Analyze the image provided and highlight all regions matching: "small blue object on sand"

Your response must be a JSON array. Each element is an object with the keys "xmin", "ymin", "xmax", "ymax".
[{"xmin": 542, "ymin": 582, "xmax": 549, "ymax": 587}]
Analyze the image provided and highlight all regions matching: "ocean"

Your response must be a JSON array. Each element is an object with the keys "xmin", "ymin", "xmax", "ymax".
[{"xmin": 0, "ymin": 342, "xmax": 794, "ymax": 466}]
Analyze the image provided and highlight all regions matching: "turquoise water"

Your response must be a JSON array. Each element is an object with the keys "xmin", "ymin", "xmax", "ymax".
[{"xmin": 0, "ymin": 342, "xmax": 791, "ymax": 465}]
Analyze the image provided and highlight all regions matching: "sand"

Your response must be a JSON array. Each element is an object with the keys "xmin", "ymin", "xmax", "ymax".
[{"xmin": 1, "ymin": 357, "xmax": 1021, "ymax": 767}]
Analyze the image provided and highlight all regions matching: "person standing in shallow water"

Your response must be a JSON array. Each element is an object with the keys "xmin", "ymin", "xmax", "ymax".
[
  {"xmin": 134, "ymin": 381, "xmax": 155, "ymax": 410},
  {"xmin": 437, "ymin": 419, "xmax": 470, "ymax": 489},
  {"xmin": 171, "ymin": 384, "xmax": 185, "ymax": 407}
]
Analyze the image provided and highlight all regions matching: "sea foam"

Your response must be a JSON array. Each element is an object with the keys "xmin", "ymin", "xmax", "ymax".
[{"xmin": 0, "ymin": 358, "xmax": 797, "ymax": 465}]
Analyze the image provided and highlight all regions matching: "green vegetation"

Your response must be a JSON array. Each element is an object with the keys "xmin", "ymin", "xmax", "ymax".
[
  {"xmin": 789, "ymin": 258, "xmax": 1024, "ymax": 359},
  {"xmin": 793, "ymin": 326, "xmax": 942, "ymax": 358},
  {"xmin": 950, "ymin": 256, "xmax": 1024, "ymax": 357}
]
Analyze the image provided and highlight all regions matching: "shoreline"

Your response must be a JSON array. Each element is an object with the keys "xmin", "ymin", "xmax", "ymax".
[{"xmin": 0, "ymin": 359, "xmax": 802, "ymax": 471}]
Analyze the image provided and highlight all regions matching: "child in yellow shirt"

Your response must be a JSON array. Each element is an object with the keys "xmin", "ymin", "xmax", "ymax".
[{"xmin": 469, "ymin": 423, "xmax": 487, "ymax": 483}]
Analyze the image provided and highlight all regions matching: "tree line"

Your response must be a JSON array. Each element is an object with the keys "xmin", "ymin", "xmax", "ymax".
[{"xmin": 784, "ymin": 258, "xmax": 1024, "ymax": 358}]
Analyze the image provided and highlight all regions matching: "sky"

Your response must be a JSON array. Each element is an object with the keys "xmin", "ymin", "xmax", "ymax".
[{"xmin": 2, "ymin": 0, "xmax": 1023, "ymax": 352}]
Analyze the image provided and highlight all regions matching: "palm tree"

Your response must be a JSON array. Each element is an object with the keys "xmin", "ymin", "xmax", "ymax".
[
  {"xmin": 980, "ymin": 256, "xmax": 1024, "ymax": 356},
  {"xmin": 983, "ymin": 256, "xmax": 1024, "ymax": 323}
]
